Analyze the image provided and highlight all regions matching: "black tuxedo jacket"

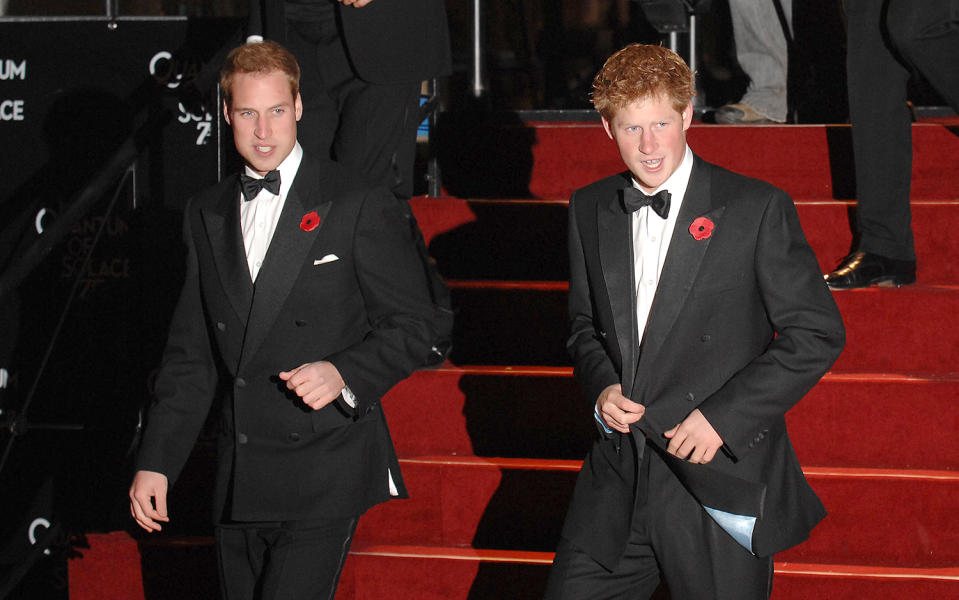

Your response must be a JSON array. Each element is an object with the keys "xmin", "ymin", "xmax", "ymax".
[
  {"xmin": 136, "ymin": 154, "xmax": 437, "ymax": 522},
  {"xmin": 247, "ymin": 0, "xmax": 452, "ymax": 84},
  {"xmin": 563, "ymin": 156, "xmax": 845, "ymax": 569}
]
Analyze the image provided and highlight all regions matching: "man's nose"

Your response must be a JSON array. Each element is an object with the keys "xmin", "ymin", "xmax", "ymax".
[
  {"xmin": 254, "ymin": 117, "xmax": 270, "ymax": 139},
  {"xmin": 639, "ymin": 132, "xmax": 655, "ymax": 154}
]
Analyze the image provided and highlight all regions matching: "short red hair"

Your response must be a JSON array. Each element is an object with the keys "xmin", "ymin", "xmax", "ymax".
[
  {"xmin": 592, "ymin": 44, "xmax": 696, "ymax": 119},
  {"xmin": 220, "ymin": 40, "xmax": 300, "ymax": 109}
]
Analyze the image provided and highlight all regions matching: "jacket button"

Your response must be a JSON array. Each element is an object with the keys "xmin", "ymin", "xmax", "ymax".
[
  {"xmin": 216, "ymin": 322, "xmax": 226, "ymax": 331},
  {"xmin": 288, "ymin": 432, "xmax": 301, "ymax": 442},
  {"xmin": 237, "ymin": 433, "xmax": 248, "ymax": 444},
  {"xmin": 295, "ymin": 319, "xmax": 308, "ymax": 327},
  {"xmin": 686, "ymin": 392, "xmax": 695, "ymax": 402},
  {"xmin": 236, "ymin": 377, "xmax": 246, "ymax": 388}
]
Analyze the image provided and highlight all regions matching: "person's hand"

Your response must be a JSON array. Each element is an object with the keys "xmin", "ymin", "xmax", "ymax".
[
  {"xmin": 339, "ymin": 0, "xmax": 374, "ymax": 7},
  {"xmin": 596, "ymin": 384, "xmax": 645, "ymax": 433},
  {"xmin": 663, "ymin": 409, "xmax": 723, "ymax": 464},
  {"xmin": 129, "ymin": 470, "xmax": 170, "ymax": 532},
  {"xmin": 279, "ymin": 361, "xmax": 345, "ymax": 410}
]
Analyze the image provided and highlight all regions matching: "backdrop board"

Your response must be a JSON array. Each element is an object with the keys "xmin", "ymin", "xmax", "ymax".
[{"xmin": 0, "ymin": 17, "xmax": 242, "ymax": 597}]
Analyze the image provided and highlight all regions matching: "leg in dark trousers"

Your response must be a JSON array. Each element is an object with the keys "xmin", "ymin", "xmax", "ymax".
[
  {"xmin": 216, "ymin": 517, "xmax": 358, "ymax": 600},
  {"xmin": 545, "ymin": 446, "xmax": 772, "ymax": 600},
  {"xmin": 284, "ymin": 10, "xmax": 421, "ymax": 201},
  {"xmin": 845, "ymin": 0, "xmax": 915, "ymax": 261}
]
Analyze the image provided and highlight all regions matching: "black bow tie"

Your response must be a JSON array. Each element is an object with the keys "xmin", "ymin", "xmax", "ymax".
[
  {"xmin": 240, "ymin": 170, "xmax": 281, "ymax": 201},
  {"xmin": 621, "ymin": 187, "xmax": 671, "ymax": 219}
]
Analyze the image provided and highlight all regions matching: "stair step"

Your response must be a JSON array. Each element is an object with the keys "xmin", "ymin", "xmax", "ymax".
[
  {"xmin": 353, "ymin": 459, "xmax": 959, "ymax": 568},
  {"xmin": 413, "ymin": 198, "xmax": 959, "ymax": 284},
  {"xmin": 518, "ymin": 123, "xmax": 959, "ymax": 201},
  {"xmin": 337, "ymin": 544, "xmax": 959, "ymax": 599},
  {"xmin": 131, "ymin": 538, "xmax": 959, "ymax": 599},
  {"xmin": 384, "ymin": 369, "xmax": 959, "ymax": 470},
  {"xmin": 442, "ymin": 285, "xmax": 959, "ymax": 373}
]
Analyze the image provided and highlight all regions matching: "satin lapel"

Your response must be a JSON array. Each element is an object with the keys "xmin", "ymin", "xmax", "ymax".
[
  {"xmin": 632, "ymin": 159, "xmax": 725, "ymax": 401},
  {"xmin": 597, "ymin": 187, "xmax": 637, "ymax": 395},
  {"xmin": 240, "ymin": 169, "xmax": 332, "ymax": 370},
  {"xmin": 201, "ymin": 178, "xmax": 254, "ymax": 325}
]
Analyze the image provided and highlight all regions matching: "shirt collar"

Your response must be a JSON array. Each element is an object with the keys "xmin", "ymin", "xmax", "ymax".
[
  {"xmin": 631, "ymin": 144, "xmax": 694, "ymax": 220},
  {"xmin": 243, "ymin": 141, "xmax": 304, "ymax": 198}
]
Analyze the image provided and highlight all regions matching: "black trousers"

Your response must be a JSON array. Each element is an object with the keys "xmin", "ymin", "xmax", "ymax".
[
  {"xmin": 215, "ymin": 516, "xmax": 358, "ymax": 600},
  {"xmin": 284, "ymin": 8, "xmax": 421, "ymax": 200},
  {"xmin": 846, "ymin": 0, "xmax": 959, "ymax": 260},
  {"xmin": 544, "ymin": 445, "xmax": 773, "ymax": 600}
]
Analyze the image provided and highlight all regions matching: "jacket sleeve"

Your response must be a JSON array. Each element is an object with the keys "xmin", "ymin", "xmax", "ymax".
[
  {"xmin": 567, "ymin": 191, "xmax": 620, "ymax": 406},
  {"xmin": 696, "ymin": 190, "xmax": 845, "ymax": 459},
  {"xmin": 247, "ymin": 0, "xmax": 264, "ymax": 38},
  {"xmin": 135, "ymin": 201, "xmax": 218, "ymax": 485},
  {"xmin": 326, "ymin": 188, "xmax": 438, "ymax": 416}
]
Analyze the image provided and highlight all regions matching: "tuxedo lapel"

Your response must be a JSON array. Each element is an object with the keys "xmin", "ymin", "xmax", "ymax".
[
  {"xmin": 202, "ymin": 178, "xmax": 255, "ymax": 326},
  {"xmin": 597, "ymin": 175, "xmax": 638, "ymax": 395},
  {"xmin": 240, "ymin": 164, "xmax": 332, "ymax": 370},
  {"xmin": 632, "ymin": 158, "xmax": 725, "ymax": 402}
]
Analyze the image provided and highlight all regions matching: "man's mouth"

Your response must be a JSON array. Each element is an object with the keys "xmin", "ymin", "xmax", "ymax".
[{"xmin": 641, "ymin": 158, "xmax": 663, "ymax": 169}]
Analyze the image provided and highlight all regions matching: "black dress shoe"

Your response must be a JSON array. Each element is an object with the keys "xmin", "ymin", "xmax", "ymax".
[{"xmin": 824, "ymin": 251, "xmax": 917, "ymax": 289}]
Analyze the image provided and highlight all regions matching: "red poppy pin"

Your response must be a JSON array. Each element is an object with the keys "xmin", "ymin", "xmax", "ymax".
[
  {"xmin": 300, "ymin": 211, "xmax": 320, "ymax": 232},
  {"xmin": 689, "ymin": 217, "xmax": 714, "ymax": 241}
]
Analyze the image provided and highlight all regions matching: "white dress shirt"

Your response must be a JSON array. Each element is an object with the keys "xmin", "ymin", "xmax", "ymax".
[
  {"xmin": 632, "ymin": 145, "xmax": 694, "ymax": 339},
  {"xmin": 240, "ymin": 142, "xmax": 304, "ymax": 281}
]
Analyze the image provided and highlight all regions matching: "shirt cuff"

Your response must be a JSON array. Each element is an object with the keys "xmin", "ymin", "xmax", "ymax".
[
  {"xmin": 594, "ymin": 405, "xmax": 614, "ymax": 434},
  {"xmin": 341, "ymin": 386, "xmax": 356, "ymax": 408},
  {"xmin": 246, "ymin": 35, "xmax": 264, "ymax": 44}
]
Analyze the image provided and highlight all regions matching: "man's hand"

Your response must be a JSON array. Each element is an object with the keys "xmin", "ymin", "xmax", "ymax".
[
  {"xmin": 596, "ymin": 384, "xmax": 645, "ymax": 433},
  {"xmin": 339, "ymin": 0, "xmax": 374, "ymax": 6},
  {"xmin": 129, "ymin": 470, "xmax": 170, "ymax": 532},
  {"xmin": 663, "ymin": 409, "xmax": 723, "ymax": 464},
  {"xmin": 279, "ymin": 361, "xmax": 345, "ymax": 410}
]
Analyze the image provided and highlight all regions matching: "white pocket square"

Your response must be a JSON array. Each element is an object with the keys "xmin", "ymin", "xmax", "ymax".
[{"xmin": 313, "ymin": 254, "xmax": 339, "ymax": 266}]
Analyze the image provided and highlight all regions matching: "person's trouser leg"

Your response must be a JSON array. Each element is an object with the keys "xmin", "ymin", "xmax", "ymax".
[
  {"xmin": 846, "ymin": 0, "xmax": 915, "ymax": 260},
  {"xmin": 727, "ymin": 0, "xmax": 792, "ymax": 122}
]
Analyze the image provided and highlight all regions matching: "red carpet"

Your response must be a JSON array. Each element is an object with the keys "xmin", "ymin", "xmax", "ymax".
[{"xmin": 70, "ymin": 122, "xmax": 959, "ymax": 598}]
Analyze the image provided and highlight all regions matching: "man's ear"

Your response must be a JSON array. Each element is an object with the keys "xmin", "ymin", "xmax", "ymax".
[
  {"xmin": 681, "ymin": 101, "xmax": 693, "ymax": 131},
  {"xmin": 601, "ymin": 115, "xmax": 614, "ymax": 140},
  {"xmin": 294, "ymin": 93, "xmax": 303, "ymax": 122},
  {"xmin": 222, "ymin": 99, "xmax": 231, "ymax": 126}
]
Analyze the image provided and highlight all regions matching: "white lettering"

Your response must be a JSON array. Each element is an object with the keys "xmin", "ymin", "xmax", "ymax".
[
  {"xmin": 28, "ymin": 518, "xmax": 52, "ymax": 556},
  {"xmin": 177, "ymin": 102, "xmax": 212, "ymax": 124},
  {"xmin": 0, "ymin": 59, "xmax": 27, "ymax": 80},
  {"xmin": 149, "ymin": 51, "xmax": 182, "ymax": 89},
  {"xmin": 196, "ymin": 121, "xmax": 211, "ymax": 145},
  {"xmin": 0, "ymin": 99, "xmax": 24, "ymax": 121}
]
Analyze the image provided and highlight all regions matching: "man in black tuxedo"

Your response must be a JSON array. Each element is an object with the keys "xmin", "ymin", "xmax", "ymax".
[
  {"xmin": 129, "ymin": 41, "xmax": 437, "ymax": 599},
  {"xmin": 545, "ymin": 44, "xmax": 845, "ymax": 599},
  {"xmin": 247, "ymin": 0, "xmax": 451, "ymax": 200}
]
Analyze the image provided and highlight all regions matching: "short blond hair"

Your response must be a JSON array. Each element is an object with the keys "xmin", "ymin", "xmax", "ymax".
[
  {"xmin": 592, "ymin": 44, "xmax": 696, "ymax": 119},
  {"xmin": 220, "ymin": 40, "xmax": 300, "ymax": 110}
]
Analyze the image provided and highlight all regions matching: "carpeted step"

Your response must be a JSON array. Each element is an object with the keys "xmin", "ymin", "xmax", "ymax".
[
  {"xmin": 444, "ymin": 285, "xmax": 959, "ymax": 373},
  {"xmin": 337, "ymin": 545, "xmax": 959, "ymax": 600},
  {"xmin": 414, "ymin": 198, "xmax": 959, "ymax": 284},
  {"xmin": 382, "ymin": 369, "xmax": 959, "ymax": 471},
  {"xmin": 516, "ymin": 123, "xmax": 959, "ymax": 201},
  {"xmin": 354, "ymin": 459, "xmax": 959, "ymax": 568},
  {"xmin": 73, "ymin": 535, "xmax": 959, "ymax": 600}
]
